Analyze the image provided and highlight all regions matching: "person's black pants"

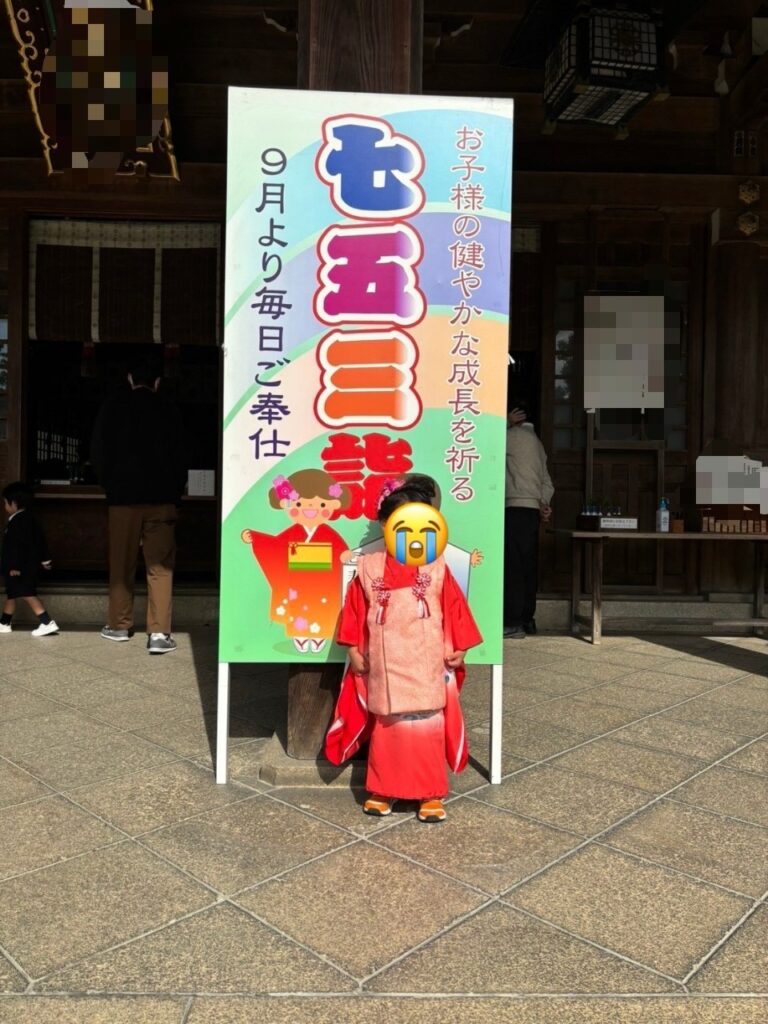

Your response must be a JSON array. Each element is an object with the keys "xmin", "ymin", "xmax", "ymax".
[{"xmin": 504, "ymin": 506, "xmax": 541, "ymax": 628}]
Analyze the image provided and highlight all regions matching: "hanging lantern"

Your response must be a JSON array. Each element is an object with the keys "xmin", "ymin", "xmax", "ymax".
[{"xmin": 543, "ymin": 3, "xmax": 664, "ymax": 131}]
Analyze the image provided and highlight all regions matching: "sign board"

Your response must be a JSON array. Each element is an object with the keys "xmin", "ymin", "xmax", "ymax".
[
  {"xmin": 583, "ymin": 295, "xmax": 665, "ymax": 410},
  {"xmin": 220, "ymin": 87, "xmax": 513, "ymax": 665}
]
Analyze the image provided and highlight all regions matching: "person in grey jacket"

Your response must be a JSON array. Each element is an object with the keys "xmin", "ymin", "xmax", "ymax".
[{"xmin": 504, "ymin": 398, "xmax": 553, "ymax": 639}]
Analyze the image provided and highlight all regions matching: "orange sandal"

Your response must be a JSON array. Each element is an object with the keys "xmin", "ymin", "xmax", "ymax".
[
  {"xmin": 418, "ymin": 799, "xmax": 446, "ymax": 823},
  {"xmin": 363, "ymin": 795, "xmax": 392, "ymax": 817}
]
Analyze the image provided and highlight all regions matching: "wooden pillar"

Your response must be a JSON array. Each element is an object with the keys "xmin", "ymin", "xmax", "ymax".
[
  {"xmin": 713, "ymin": 241, "xmax": 766, "ymax": 450},
  {"xmin": 287, "ymin": 0, "xmax": 424, "ymax": 760},
  {"xmin": 5, "ymin": 210, "xmax": 24, "ymax": 482},
  {"xmin": 298, "ymin": 0, "xmax": 423, "ymax": 94}
]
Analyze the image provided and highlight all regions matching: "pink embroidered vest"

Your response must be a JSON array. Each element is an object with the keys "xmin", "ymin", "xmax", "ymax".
[{"xmin": 356, "ymin": 551, "xmax": 447, "ymax": 716}]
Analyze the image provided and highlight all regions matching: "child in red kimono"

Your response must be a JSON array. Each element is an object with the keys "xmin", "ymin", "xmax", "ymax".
[
  {"xmin": 242, "ymin": 469, "xmax": 351, "ymax": 654},
  {"xmin": 325, "ymin": 476, "xmax": 482, "ymax": 822}
]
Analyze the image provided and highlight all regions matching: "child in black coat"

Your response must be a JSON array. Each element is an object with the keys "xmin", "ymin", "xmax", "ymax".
[{"xmin": 1, "ymin": 482, "xmax": 59, "ymax": 636}]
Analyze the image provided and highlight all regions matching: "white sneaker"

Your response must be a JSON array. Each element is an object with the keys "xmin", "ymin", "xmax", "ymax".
[
  {"xmin": 147, "ymin": 632, "xmax": 177, "ymax": 655},
  {"xmin": 31, "ymin": 620, "xmax": 59, "ymax": 637},
  {"xmin": 0, "ymin": 623, "xmax": 11, "ymax": 634}
]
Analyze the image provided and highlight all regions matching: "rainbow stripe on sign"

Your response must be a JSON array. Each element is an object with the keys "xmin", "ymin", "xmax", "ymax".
[{"xmin": 287, "ymin": 542, "xmax": 334, "ymax": 571}]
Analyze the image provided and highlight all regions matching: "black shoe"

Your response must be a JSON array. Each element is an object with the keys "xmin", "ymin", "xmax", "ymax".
[
  {"xmin": 503, "ymin": 624, "xmax": 526, "ymax": 639},
  {"xmin": 523, "ymin": 620, "xmax": 537, "ymax": 635}
]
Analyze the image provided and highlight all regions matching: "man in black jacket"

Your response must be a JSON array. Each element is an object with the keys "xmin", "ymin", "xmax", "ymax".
[{"xmin": 91, "ymin": 357, "xmax": 186, "ymax": 654}]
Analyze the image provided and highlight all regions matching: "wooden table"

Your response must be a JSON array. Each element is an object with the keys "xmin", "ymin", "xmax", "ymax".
[{"xmin": 566, "ymin": 530, "xmax": 768, "ymax": 644}]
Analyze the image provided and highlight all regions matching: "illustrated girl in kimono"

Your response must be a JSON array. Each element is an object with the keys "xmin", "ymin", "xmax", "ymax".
[
  {"xmin": 241, "ymin": 469, "xmax": 351, "ymax": 654},
  {"xmin": 325, "ymin": 476, "xmax": 482, "ymax": 822}
]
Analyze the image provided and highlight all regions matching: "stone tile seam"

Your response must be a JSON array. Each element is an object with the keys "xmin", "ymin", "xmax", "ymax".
[
  {"xmin": 0, "ymin": 835, "xmax": 144, "ymax": 888},
  {"xmin": 558, "ymin": 660, "xmax": 748, "ymax": 685},
  {"xmin": 224, "ymin": 835, "xmax": 374, "ymax": 901},
  {"xmin": 469, "ymin": 729, "xmax": 768, "ymax": 907},
  {"xmin": 662, "ymin": 793, "xmax": 768, "ymax": 836},
  {"xmin": 518, "ymin": 743, "xmax": 768, "ymax": 802},
  {"xmin": 0, "ymin": 834, "xmax": 130, "ymax": 886},
  {"xmin": 4, "ymin": 745, "xmax": 189, "ymax": 802},
  {"xmin": 543, "ymin": 753, "xmax": 712, "ymax": 794},
  {"xmin": 484, "ymin": 672, "xmax": 765, "ymax": 787},
  {"xmin": 127, "ymin": 790, "xmax": 269, "ymax": 842},
  {"xmin": 225, "ymin": 897, "xmax": 361, "ymax": 987},
  {"xmin": 494, "ymin": 899, "xmax": 685, "ymax": 989},
  {"xmin": 596, "ymin": 732, "xmax": 753, "ymax": 763},
  {"xmin": 0, "ymin": 939, "xmax": 32, "ymax": 989},
  {"xmin": 4, "ymin": 677, "xmax": 757, "ymax": 897},
  {"xmin": 6, "ymin": 991, "xmax": 768, "ymax": 1001},
  {"xmin": 28, "ymin": 900, "xmax": 223, "ymax": 989},
  {"xmin": 12, "ymin": 675, "xmax": 201, "ymax": 717},
  {"xmin": 0, "ymin": 710, "xmax": 221, "ymax": 776},
  {"xmin": 58, "ymin": 753, "xmax": 257, "ymax": 804},
  {"xmin": 354, "ymin": 832, "xmax": 684, "ymax": 989},
  {"xmin": 0, "ymin": 756, "xmax": 59, "ymax": 804},
  {"xmin": 52, "ymin": 752, "xmax": 254, "ymax": 821},
  {"xmin": 601, "ymin": 787, "xmax": 768, "ymax": 836},
  {"xmin": 4, "ymin": 642, "xmax": 743, "ymax": 784},
  {"xmin": 592, "ymin": 838, "xmax": 760, "ymax": 902},
  {"xmin": 179, "ymin": 995, "xmax": 195, "ymax": 1024},
  {"xmin": 354, "ymin": 895, "xmax": 498, "ymax": 989},
  {"xmin": 515, "ymin": 677, "xmax": 757, "ymax": 742},
  {"xmin": 211, "ymin": 833, "xmax": 363, "ymax": 901},
  {"xmin": 254, "ymin": 787, "xmax": 383, "ymax": 842},
  {"xmin": 460, "ymin": 796, "xmax": 595, "ymax": 844},
  {"xmin": 361, "ymin": 832, "xmax": 521, "ymax": 901},
  {"xmin": 652, "ymin": 708, "xmax": 768, "ymax": 737},
  {"xmin": 52, "ymin": 790, "xmax": 232, "ymax": 901},
  {"xmin": 681, "ymin": 884, "xmax": 768, "ymax": 987},
  {"xmin": 713, "ymin": 761, "xmax": 768, "ymax": 780}
]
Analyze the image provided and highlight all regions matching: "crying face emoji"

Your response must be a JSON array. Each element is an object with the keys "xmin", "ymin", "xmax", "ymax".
[{"xmin": 383, "ymin": 503, "xmax": 448, "ymax": 566}]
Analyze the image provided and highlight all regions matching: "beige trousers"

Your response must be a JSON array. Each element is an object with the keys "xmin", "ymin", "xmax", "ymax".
[{"xmin": 108, "ymin": 504, "xmax": 177, "ymax": 634}]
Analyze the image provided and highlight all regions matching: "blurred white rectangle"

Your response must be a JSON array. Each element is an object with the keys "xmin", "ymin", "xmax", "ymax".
[
  {"xmin": 583, "ymin": 295, "xmax": 665, "ymax": 409},
  {"xmin": 187, "ymin": 470, "xmax": 215, "ymax": 497},
  {"xmin": 695, "ymin": 455, "xmax": 766, "ymax": 506}
]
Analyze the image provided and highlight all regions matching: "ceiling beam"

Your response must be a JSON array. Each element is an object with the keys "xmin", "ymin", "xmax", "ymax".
[{"xmin": 0, "ymin": 162, "xmax": 758, "ymax": 218}]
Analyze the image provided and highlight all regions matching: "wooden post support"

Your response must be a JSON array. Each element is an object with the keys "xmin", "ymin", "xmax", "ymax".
[
  {"xmin": 286, "ymin": 660, "xmax": 350, "ymax": 760},
  {"xmin": 286, "ymin": 0, "xmax": 424, "ymax": 760}
]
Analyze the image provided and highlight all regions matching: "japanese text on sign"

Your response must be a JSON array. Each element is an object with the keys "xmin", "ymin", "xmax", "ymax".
[
  {"xmin": 249, "ymin": 147, "xmax": 293, "ymax": 461},
  {"xmin": 446, "ymin": 125, "xmax": 486, "ymax": 503}
]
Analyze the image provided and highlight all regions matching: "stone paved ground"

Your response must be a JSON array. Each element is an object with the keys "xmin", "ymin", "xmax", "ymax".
[{"xmin": 1, "ymin": 627, "xmax": 768, "ymax": 1022}]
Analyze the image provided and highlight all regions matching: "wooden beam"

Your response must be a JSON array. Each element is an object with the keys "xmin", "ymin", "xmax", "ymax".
[
  {"xmin": 730, "ymin": 52, "xmax": 768, "ymax": 125},
  {"xmin": 0, "ymin": 159, "xmax": 226, "ymax": 215},
  {"xmin": 513, "ymin": 171, "xmax": 758, "ymax": 214},
  {"xmin": 424, "ymin": 0, "xmax": 526, "ymax": 17},
  {"xmin": 168, "ymin": 48, "xmax": 297, "ymax": 86}
]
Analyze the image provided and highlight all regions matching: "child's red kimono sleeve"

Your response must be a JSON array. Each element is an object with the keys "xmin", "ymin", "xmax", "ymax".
[
  {"xmin": 325, "ymin": 576, "xmax": 372, "ymax": 766},
  {"xmin": 441, "ymin": 566, "xmax": 482, "ymax": 772},
  {"xmin": 441, "ymin": 566, "xmax": 483, "ymax": 653},
  {"xmin": 336, "ymin": 575, "xmax": 369, "ymax": 650}
]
